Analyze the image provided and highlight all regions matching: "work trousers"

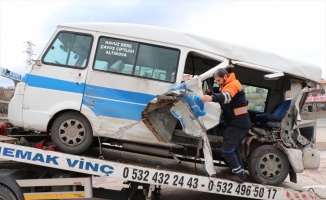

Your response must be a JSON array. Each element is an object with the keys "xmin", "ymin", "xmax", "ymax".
[{"xmin": 221, "ymin": 125, "xmax": 249, "ymax": 178}]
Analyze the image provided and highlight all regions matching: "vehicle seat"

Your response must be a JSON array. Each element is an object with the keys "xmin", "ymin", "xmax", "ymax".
[
  {"xmin": 142, "ymin": 71, "xmax": 152, "ymax": 78},
  {"xmin": 109, "ymin": 60, "xmax": 125, "ymax": 73},
  {"xmin": 255, "ymin": 99, "xmax": 291, "ymax": 128}
]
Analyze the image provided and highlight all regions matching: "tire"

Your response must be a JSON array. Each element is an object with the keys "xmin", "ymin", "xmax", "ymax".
[
  {"xmin": 248, "ymin": 145, "xmax": 290, "ymax": 186},
  {"xmin": 0, "ymin": 184, "xmax": 17, "ymax": 200},
  {"xmin": 131, "ymin": 190, "xmax": 146, "ymax": 200},
  {"xmin": 51, "ymin": 111, "xmax": 93, "ymax": 154}
]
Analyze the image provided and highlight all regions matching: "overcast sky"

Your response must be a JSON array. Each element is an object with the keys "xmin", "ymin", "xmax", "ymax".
[{"xmin": 0, "ymin": 0, "xmax": 325, "ymax": 87}]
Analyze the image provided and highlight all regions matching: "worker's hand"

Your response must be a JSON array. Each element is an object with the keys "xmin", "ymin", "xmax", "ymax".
[{"xmin": 200, "ymin": 95, "xmax": 212, "ymax": 103}]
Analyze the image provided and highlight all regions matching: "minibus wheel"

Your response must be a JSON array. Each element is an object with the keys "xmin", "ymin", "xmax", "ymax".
[
  {"xmin": 248, "ymin": 145, "xmax": 289, "ymax": 186},
  {"xmin": 51, "ymin": 111, "xmax": 94, "ymax": 154}
]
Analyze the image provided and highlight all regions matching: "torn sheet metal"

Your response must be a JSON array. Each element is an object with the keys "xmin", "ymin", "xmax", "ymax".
[
  {"xmin": 277, "ymin": 142, "xmax": 304, "ymax": 173},
  {"xmin": 141, "ymin": 77, "xmax": 222, "ymax": 176},
  {"xmin": 170, "ymin": 100, "xmax": 205, "ymax": 137},
  {"xmin": 139, "ymin": 61, "xmax": 230, "ymax": 176},
  {"xmin": 281, "ymin": 79, "xmax": 313, "ymax": 148},
  {"xmin": 170, "ymin": 100, "xmax": 216, "ymax": 176},
  {"xmin": 141, "ymin": 93, "xmax": 179, "ymax": 143},
  {"xmin": 183, "ymin": 94, "xmax": 221, "ymax": 129}
]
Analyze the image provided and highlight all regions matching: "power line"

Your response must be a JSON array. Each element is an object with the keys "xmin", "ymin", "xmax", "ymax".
[{"xmin": 23, "ymin": 40, "xmax": 36, "ymax": 69}]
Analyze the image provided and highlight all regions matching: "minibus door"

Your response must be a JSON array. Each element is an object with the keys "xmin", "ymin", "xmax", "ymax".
[{"xmin": 21, "ymin": 31, "xmax": 93, "ymax": 130}]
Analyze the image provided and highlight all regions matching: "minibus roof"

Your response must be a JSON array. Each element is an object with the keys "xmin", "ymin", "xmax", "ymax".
[{"xmin": 59, "ymin": 22, "xmax": 322, "ymax": 83}]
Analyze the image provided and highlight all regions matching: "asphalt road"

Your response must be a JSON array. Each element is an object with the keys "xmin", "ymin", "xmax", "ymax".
[
  {"xmin": 316, "ymin": 119, "xmax": 326, "ymax": 149},
  {"xmin": 317, "ymin": 118, "xmax": 326, "ymax": 128}
]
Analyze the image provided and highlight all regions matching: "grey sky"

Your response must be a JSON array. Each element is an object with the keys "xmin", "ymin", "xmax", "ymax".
[{"xmin": 0, "ymin": 0, "xmax": 325, "ymax": 86}]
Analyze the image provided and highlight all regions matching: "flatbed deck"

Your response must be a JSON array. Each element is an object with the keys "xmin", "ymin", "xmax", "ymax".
[{"xmin": 0, "ymin": 137, "xmax": 323, "ymax": 200}]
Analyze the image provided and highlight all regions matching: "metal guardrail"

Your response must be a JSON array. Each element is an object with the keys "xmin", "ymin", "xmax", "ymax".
[
  {"xmin": 0, "ymin": 67, "xmax": 21, "ymax": 120},
  {"xmin": 301, "ymin": 111, "xmax": 326, "ymax": 120},
  {"xmin": 0, "ymin": 100, "xmax": 9, "ymax": 120}
]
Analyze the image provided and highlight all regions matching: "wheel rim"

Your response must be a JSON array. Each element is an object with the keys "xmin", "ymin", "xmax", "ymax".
[
  {"xmin": 258, "ymin": 153, "xmax": 283, "ymax": 180},
  {"xmin": 58, "ymin": 119, "xmax": 86, "ymax": 146}
]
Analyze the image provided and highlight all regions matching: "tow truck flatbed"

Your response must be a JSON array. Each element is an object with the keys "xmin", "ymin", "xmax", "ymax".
[{"xmin": 0, "ymin": 136, "xmax": 323, "ymax": 200}]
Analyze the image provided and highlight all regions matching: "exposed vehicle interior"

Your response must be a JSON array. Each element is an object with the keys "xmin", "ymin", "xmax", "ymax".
[
  {"xmin": 182, "ymin": 52, "xmax": 291, "ymax": 125},
  {"xmin": 170, "ymin": 51, "xmax": 314, "ymax": 159}
]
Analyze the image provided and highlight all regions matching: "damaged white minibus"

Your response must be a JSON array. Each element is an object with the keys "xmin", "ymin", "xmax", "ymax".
[{"xmin": 8, "ymin": 22, "xmax": 322, "ymax": 186}]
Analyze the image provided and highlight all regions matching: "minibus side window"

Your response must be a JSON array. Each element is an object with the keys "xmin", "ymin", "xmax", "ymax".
[
  {"xmin": 94, "ymin": 37, "xmax": 138, "ymax": 74},
  {"xmin": 93, "ymin": 36, "xmax": 179, "ymax": 83},
  {"xmin": 135, "ymin": 44, "xmax": 179, "ymax": 82},
  {"xmin": 43, "ymin": 32, "xmax": 92, "ymax": 68}
]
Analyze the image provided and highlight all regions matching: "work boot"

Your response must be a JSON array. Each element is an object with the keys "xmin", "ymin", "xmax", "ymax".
[{"xmin": 225, "ymin": 173, "xmax": 244, "ymax": 183}]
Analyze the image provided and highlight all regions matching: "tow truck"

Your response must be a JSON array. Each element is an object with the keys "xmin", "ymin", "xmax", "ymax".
[
  {"xmin": 0, "ymin": 131, "xmax": 324, "ymax": 200},
  {"xmin": 0, "ymin": 68, "xmax": 323, "ymax": 200}
]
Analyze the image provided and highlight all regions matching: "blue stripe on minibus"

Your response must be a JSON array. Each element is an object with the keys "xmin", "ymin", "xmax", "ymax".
[
  {"xmin": 23, "ymin": 74, "xmax": 155, "ymax": 120},
  {"xmin": 22, "ymin": 74, "xmax": 85, "ymax": 94},
  {"xmin": 82, "ymin": 96, "xmax": 146, "ymax": 120},
  {"xmin": 84, "ymin": 85, "xmax": 154, "ymax": 105}
]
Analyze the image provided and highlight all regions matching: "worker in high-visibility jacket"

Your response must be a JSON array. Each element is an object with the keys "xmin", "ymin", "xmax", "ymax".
[{"xmin": 200, "ymin": 68, "xmax": 251, "ymax": 183}]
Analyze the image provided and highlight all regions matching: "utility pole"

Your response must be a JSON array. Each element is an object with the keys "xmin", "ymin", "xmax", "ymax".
[{"xmin": 23, "ymin": 40, "xmax": 35, "ymax": 69}]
